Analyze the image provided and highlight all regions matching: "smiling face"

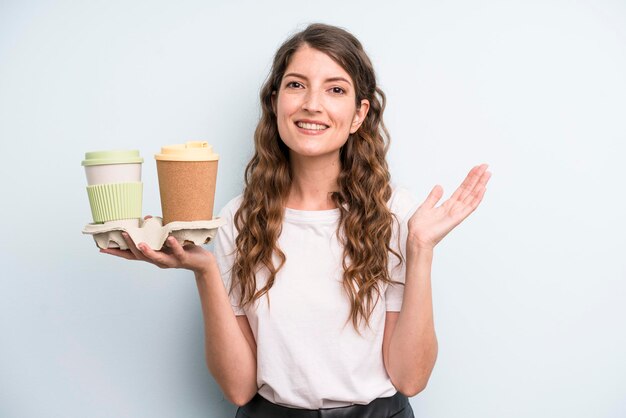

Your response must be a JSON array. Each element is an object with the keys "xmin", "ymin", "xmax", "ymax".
[{"xmin": 273, "ymin": 45, "xmax": 369, "ymax": 163}]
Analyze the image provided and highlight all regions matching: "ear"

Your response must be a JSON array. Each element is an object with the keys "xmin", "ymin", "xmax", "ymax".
[{"xmin": 350, "ymin": 99, "xmax": 370, "ymax": 134}]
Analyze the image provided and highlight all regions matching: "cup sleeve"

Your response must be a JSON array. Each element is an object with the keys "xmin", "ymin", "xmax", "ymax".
[
  {"xmin": 214, "ymin": 203, "xmax": 246, "ymax": 316},
  {"xmin": 385, "ymin": 189, "xmax": 420, "ymax": 312}
]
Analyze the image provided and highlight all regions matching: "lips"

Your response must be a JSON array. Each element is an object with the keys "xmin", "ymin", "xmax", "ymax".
[{"xmin": 295, "ymin": 120, "xmax": 329, "ymax": 131}]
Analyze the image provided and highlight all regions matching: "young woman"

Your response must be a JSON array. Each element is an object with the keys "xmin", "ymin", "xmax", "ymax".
[{"xmin": 103, "ymin": 23, "xmax": 491, "ymax": 418}]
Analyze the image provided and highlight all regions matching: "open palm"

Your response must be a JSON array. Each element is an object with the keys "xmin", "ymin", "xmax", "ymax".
[{"xmin": 408, "ymin": 164, "xmax": 492, "ymax": 250}]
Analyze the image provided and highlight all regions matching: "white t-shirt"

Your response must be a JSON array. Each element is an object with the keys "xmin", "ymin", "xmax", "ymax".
[{"xmin": 213, "ymin": 185, "xmax": 419, "ymax": 409}]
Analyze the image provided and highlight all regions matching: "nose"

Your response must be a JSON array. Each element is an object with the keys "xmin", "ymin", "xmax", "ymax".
[{"xmin": 302, "ymin": 90, "xmax": 322, "ymax": 113}]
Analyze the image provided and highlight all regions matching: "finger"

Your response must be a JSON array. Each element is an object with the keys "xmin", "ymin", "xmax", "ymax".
[
  {"xmin": 449, "ymin": 164, "xmax": 488, "ymax": 203},
  {"xmin": 100, "ymin": 248, "xmax": 137, "ymax": 260},
  {"xmin": 421, "ymin": 185, "xmax": 444, "ymax": 209},
  {"xmin": 458, "ymin": 185, "xmax": 488, "ymax": 221},
  {"xmin": 144, "ymin": 215, "xmax": 153, "ymax": 220},
  {"xmin": 472, "ymin": 185, "xmax": 487, "ymax": 208},
  {"xmin": 449, "ymin": 169, "xmax": 490, "ymax": 219},
  {"xmin": 165, "ymin": 236, "xmax": 187, "ymax": 260},
  {"xmin": 454, "ymin": 171, "xmax": 490, "ymax": 220},
  {"xmin": 462, "ymin": 170, "xmax": 491, "ymax": 207},
  {"xmin": 122, "ymin": 232, "xmax": 147, "ymax": 261},
  {"xmin": 137, "ymin": 242, "xmax": 176, "ymax": 268},
  {"xmin": 447, "ymin": 165, "xmax": 478, "ymax": 203}
]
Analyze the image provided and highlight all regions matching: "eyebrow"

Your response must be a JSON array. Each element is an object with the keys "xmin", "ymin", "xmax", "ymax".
[{"xmin": 283, "ymin": 72, "xmax": 352, "ymax": 86}]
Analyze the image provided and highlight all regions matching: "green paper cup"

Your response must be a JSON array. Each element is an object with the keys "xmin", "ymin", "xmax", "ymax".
[{"xmin": 82, "ymin": 150, "xmax": 144, "ymax": 224}]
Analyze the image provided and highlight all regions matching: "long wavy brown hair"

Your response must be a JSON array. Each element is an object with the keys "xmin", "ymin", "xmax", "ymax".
[{"xmin": 231, "ymin": 23, "xmax": 403, "ymax": 332}]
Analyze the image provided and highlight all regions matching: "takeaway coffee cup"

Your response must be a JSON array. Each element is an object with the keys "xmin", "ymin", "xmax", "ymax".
[
  {"xmin": 82, "ymin": 150, "xmax": 144, "ymax": 223},
  {"xmin": 155, "ymin": 141, "xmax": 219, "ymax": 225}
]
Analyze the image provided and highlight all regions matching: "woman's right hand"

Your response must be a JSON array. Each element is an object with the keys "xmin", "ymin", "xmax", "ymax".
[{"xmin": 99, "ymin": 217, "xmax": 215, "ymax": 275}]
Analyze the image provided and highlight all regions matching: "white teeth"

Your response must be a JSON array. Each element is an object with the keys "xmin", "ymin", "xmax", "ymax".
[{"xmin": 296, "ymin": 122, "xmax": 328, "ymax": 130}]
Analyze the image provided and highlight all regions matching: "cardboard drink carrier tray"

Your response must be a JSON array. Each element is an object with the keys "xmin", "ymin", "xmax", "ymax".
[{"xmin": 82, "ymin": 217, "xmax": 226, "ymax": 250}]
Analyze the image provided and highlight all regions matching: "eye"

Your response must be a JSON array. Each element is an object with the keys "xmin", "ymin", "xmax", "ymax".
[
  {"xmin": 330, "ymin": 86, "xmax": 345, "ymax": 94},
  {"xmin": 286, "ymin": 81, "xmax": 303, "ymax": 89}
]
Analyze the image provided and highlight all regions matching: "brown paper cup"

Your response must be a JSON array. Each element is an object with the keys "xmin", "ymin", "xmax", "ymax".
[{"xmin": 156, "ymin": 160, "xmax": 218, "ymax": 225}]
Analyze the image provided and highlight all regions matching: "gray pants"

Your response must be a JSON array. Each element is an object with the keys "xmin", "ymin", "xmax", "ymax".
[{"xmin": 235, "ymin": 391, "xmax": 415, "ymax": 418}]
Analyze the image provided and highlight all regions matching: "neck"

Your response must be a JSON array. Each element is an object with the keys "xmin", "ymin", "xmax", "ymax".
[{"xmin": 287, "ymin": 151, "xmax": 341, "ymax": 210}]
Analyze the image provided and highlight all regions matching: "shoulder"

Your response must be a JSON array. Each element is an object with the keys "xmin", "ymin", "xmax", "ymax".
[
  {"xmin": 217, "ymin": 194, "xmax": 244, "ymax": 220},
  {"xmin": 388, "ymin": 183, "xmax": 420, "ymax": 223},
  {"xmin": 214, "ymin": 194, "xmax": 244, "ymax": 244}
]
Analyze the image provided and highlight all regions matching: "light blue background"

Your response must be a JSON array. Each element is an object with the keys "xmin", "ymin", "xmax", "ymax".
[{"xmin": 1, "ymin": 1, "xmax": 625, "ymax": 417}]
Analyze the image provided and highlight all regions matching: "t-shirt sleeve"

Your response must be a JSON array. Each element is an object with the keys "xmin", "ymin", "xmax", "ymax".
[
  {"xmin": 213, "ymin": 195, "xmax": 246, "ymax": 316},
  {"xmin": 385, "ymin": 186, "xmax": 420, "ymax": 312}
]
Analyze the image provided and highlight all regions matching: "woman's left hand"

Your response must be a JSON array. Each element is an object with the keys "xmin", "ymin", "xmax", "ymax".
[{"xmin": 407, "ymin": 163, "xmax": 492, "ymax": 251}]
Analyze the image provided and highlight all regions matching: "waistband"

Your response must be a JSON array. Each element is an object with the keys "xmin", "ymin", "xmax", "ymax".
[{"xmin": 237, "ymin": 391, "xmax": 409, "ymax": 418}]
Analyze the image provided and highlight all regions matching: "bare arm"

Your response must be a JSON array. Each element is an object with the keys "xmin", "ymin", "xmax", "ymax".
[
  {"xmin": 102, "ymin": 234, "xmax": 258, "ymax": 406},
  {"xmin": 194, "ymin": 259, "xmax": 258, "ymax": 406},
  {"xmin": 383, "ymin": 247, "xmax": 437, "ymax": 396},
  {"xmin": 383, "ymin": 164, "xmax": 491, "ymax": 395}
]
